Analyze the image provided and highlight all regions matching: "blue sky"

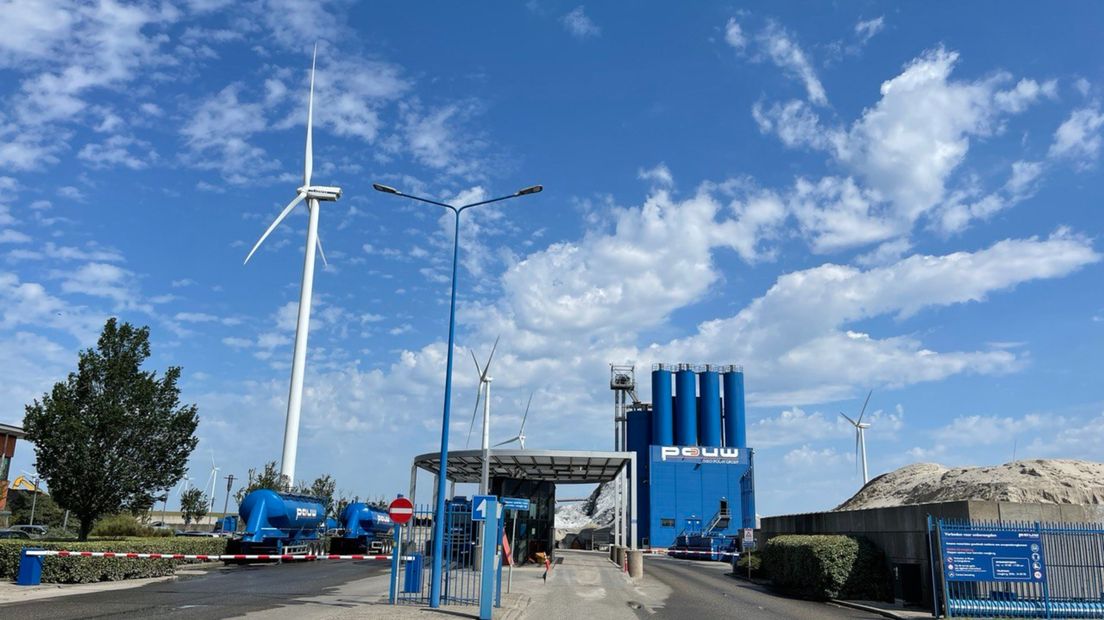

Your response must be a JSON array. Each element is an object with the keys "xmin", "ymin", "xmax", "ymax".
[{"xmin": 2, "ymin": 1, "xmax": 1102, "ymax": 517}]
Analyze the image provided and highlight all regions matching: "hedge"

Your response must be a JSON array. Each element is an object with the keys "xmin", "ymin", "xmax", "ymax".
[
  {"xmin": 761, "ymin": 534, "xmax": 891, "ymax": 601},
  {"xmin": 0, "ymin": 537, "xmax": 228, "ymax": 584}
]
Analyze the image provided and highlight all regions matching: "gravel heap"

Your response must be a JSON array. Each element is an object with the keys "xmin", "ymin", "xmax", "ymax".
[{"xmin": 836, "ymin": 459, "xmax": 1104, "ymax": 511}]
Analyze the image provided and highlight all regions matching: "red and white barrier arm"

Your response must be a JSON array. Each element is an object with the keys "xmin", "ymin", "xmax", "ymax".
[
  {"xmin": 642, "ymin": 548, "xmax": 741, "ymax": 558},
  {"xmin": 24, "ymin": 550, "xmax": 413, "ymax": 561}
]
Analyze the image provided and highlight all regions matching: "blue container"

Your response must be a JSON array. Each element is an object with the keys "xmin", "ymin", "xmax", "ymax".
[
  {"xmin": 238, "ymin": 489, "xmax": 326, "ymax": 544},
  {"xmin": 627, "ymin": 407, "xmax": 652, "ymax": 547},
  {"xmin": 722, "ymin": 368, "xmax": 746, "ymax": 448},
  {"xmin": 651, "ymin": 367, "xmax": 674, "ymax": 445},
  {"xmin": 674, "ymin": 366, "xmax": 698, "ymax": 446},
  {"xmin": 698, "ymin": 369, "xmax": 722, "ymax": 447},
  {"xmin": 403, "ymin": 552, "xmax": 424, "ymax": 593},
  {"xmin": 16, "ymin": 548, "xmax": 42, "ymax": 586}
]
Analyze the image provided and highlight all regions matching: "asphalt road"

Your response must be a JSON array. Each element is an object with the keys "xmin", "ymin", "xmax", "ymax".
[
  {"xmin": 0, "ymin": 560, "xmax": 389, "ymax": 619},
  {"xmin": 640, "ymin": 557, "xmax": 884, "ymax": 620}
]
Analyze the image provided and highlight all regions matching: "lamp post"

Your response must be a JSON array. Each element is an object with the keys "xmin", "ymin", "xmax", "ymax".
[{"xmin": 372, "ymin": 182, "xmax": 542, "ymax": 608}]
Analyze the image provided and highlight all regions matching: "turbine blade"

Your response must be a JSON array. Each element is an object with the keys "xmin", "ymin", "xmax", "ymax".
[
  {"xmin": 465, "ymin": 386, "xmax": 483, "ymax": 449},
  {"xmin": 856, "ymin": 389, "xmax": 873, "ymax": 424},
  {"xmin": 519, "ymin": 392, "xmax": 533, "ymax": 435},
  {"xmin": 316, "ymin": 235, "xmax": 328, "ymax": 268},
  {"xmin": 304, "ymin": 44, "xmax": 316, "ymax": 188},
  {"xmin": 493, "ymin": 437, "xmax": 518, "ymax": 447},
  {"xmin": 470, "ymin": 348, "xmax": 483, "ymax": 378},
  {"xmin": 244, "ymin": 192, "xmax": 306, "ymax": 264},
  {"xmin": 840, "ymin": 412, "xmax": 858, "ymax": 426},
  {"xmin": 481, "ymin": 335, "xmax": 501, "ymax": 380}
]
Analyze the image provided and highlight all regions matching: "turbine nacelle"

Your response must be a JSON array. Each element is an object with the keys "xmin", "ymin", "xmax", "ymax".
[{"xmin": 302, "ymin": 185, "xmax": 342, "ymax": 201}]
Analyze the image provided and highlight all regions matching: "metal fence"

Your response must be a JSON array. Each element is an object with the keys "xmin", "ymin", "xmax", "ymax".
[
  {"xmin": 395, "ymin": 502, "xmax": 485, "ymax": 606},
  {"xmin": 930, "ymin": 518, "xmax": 1104, "ymax": 618}
]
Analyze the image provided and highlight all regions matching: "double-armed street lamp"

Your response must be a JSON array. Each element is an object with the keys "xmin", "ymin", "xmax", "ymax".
[{"xmin": 372, "ymin": 182, "xmax": 542, "ymax": 608}]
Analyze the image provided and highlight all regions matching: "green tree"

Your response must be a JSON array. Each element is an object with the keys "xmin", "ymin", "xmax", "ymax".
[
  {"xmin": 7, "ymin": 488, "xmax": 65, "ymax": 529},
  {"xmin": 22, "ymin": 318, "xmax": 200, "ymax": 540},
  {"xmin": 297, "ymin": 474, "xmax": 336, "ymax": 519},
  {"xmin": 180, "ymin": 487, "xmax": 209, "ymax": 526},
  {"xmin": 235, "ymin": 461, "xmax": 282, "ymax": 504}
]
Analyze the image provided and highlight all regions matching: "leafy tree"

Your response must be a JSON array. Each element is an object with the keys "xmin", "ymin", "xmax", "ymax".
[
  {"xmin": 7, "ymin": 488, "xmax": 66, "ymax": 528},
  {"xmin": 180, "ymin": 487, "xmax": 209, "ymax": 526},
  {"xmin": 23, "ymin": 318, "xmax": 200, "ymax": 540},
  {"xmin": 297, "ymin": 474, "xmax": 336, "ymax": 519},
  {"xmin": 235, "ymin": 461, "xmax": 282, "ymax": 503}
]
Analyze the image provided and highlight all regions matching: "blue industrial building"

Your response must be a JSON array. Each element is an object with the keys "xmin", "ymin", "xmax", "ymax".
[{"xmin": 627, "ymin": 363, "xmax": 755, "ymax": 549}]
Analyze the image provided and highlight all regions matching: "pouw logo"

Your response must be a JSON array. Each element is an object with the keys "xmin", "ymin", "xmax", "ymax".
[
  {"xmin": 296, "ymin": 507, "xmax": 318, "ymax": 519},
  {"xmin": 660, "ymin": 446, "xmax": 740, "ymax": 461}
]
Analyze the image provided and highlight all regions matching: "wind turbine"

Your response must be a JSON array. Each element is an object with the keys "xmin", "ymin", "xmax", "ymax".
[
  {"xmin": 243, "ymin": 44, "xmax": 341, "ymax": 489},
  {"xmin": 465, "ymin": 337, "xmax": 499, "ymax": 494},
  {"xmin": 495, "ymin": 391, "xmax": 534, "ymax": 450},
  {"xmin": 205, "ymin": 451, "xmax": 220, "ymax": 520},
  {"xmin": 840, "ymin": 389, "xmax": 873, "ymax": 486}
]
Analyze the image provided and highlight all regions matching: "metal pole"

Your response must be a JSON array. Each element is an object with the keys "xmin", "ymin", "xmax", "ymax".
[
  {"xmin": 29, "ymin": 476, "xmax": 39, "ymax": 526},
  {"xmin": 390, "ymin": 523, "xmax": 402, "ymax": 604},
  {"xmin": 508, "ymin": 512, "xmax": 516, "ymax": 593},
  {"xmin": 480, "ymin": 377, "xmax": 492, "ymax": 494},
  {"xmin": 221, "ymin": 474, "xmax": 235, "ymax": 523},
  {"xmin": 429, "ymin": 209, "xmax": 462, "ymax": 609},
  {"xmin": 630, "ymin": 453, "xmax": 638, "ymax": 550}
]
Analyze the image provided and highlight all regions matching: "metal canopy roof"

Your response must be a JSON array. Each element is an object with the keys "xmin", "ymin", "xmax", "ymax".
[
  {"xmin": 412, "ymin": 449, "xmax": 633, "ymax": 484},
  {"xmin": 0, "ymin": 422, "xmax": 25, "ymax": 438}
]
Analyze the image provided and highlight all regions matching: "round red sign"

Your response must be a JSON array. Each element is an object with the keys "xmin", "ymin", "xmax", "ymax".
[{"xmin": 389, "ymin": 497, "xmax": 414, "ymax": 525}]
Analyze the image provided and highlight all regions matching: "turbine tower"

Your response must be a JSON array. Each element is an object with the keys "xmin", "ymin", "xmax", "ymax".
[
  {"xmin": 495, "ymin": 391, "xmax": 534, "ymax": 450},
  {"xmin": 465, "ymin": 337, "xmax": 499, "ymax": 494},
  {"xmin": 244, "ymin": 44, "xmax": 341, "ymax": 488},
  {"xmin": 841, "ymin": 389, "xmax": 873, "ymax": 486}
]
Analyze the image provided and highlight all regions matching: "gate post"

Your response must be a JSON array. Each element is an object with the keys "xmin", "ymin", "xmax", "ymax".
[
  {"xmin": 479, "ymin": 498, "xmax": 499, "ymax": 620},
  {"xmin": 389, "ymin": 524, "xmax": 402, "ymax": 604},
  {"xmin": 926, "ymin": 515, "xmax": 939, "ymax": 617}
]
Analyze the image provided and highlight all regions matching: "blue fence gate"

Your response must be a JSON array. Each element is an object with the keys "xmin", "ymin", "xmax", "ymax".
[
  {"xmin": 930, "ymin": 517, "xmax": 1104, "ymax": 618},
  {"xmin": 395, "ymin": 501, "xmax": 486, "ymax": 606}
]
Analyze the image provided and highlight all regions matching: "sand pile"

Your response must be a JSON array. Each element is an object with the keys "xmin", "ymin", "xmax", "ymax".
[{"xmin": 836, "ymin": 459, "xmax": 1104, "ymax": 511}]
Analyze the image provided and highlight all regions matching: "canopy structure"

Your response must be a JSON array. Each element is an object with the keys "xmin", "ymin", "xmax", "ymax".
[{"xmin": 409, "ymin": 448, "xmax": 638, "ymax": 550}]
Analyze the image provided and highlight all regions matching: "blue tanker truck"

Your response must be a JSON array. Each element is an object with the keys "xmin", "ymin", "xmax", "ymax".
[
  {"xmin": 226, "ymin": 489, "xmax": 328, "ymax": 557},
  {"xmin": 329, "ymin": 502, "xmax": 394, "ymax": 554}
]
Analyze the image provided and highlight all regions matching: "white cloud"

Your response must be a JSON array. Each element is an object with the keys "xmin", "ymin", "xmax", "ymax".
[
  {"xmin": 0, "ymin": 230, "xmax": 31, "ymax": 244},
  {"xmin": 58, "ymin": 186, "xmax": 85, "ymax": 201},
  {"xmin": 854, "ymin": 16, "xmax": 885, "ymax": 45},
  {"xmin": 638, "ymin": 163, "xmax": 674, "ymax": 187},
  {"xmin": 562, "ymin": 6, "xmax": 600, "ymax": 38},
  {"xmin": 181, "ymin": 84, "xmax": 276, "ymax": 184},
  {"xmin": 724, "ymin": 18, "xmax": 746, "ymax": 51},
  {"xmin": 78, "ymin": 135, "xmax": 158, "ymax": 169},
  {"xmin": 1049, "ymin": 106, "xmax": 1104, "ymax": 169},
  {"xmin": 758, "ymin": 22, "xmax": 827, "ymax": 106}
]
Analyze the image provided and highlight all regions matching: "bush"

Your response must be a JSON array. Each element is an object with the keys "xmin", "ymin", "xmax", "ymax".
[
  {"xmin": 91, "ymin": 514, "xmax": 170, "ymax": 538},
  {"xmin": 761, "ymin": 534, "xmax": 891, "ymax": 601},
  {"xmin": 0, "ymin": 537, "xmax": 228, "ymax": 584},
  {"xmin": 733, "ymin": 550, "xmax": 762, "ymax": 577}
]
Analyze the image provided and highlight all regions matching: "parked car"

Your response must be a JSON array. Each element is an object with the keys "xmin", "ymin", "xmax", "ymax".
[
  {"xmin": 11, "ymin": 525, "xmax": 47, "ymax": 538},
  {"xmin": 0, "ymin": 529, "xmax": 31, "ymax": 539},
  {"xmin": 178, "ymin": 530, "xmax": 221, "ymax": 537}
]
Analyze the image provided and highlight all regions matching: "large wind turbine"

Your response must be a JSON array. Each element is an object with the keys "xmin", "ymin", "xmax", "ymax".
[
  {"xmin": 244, "ymin": 45, "xmax": 341, "ymax": 488},
  {"xmin": 840, "ymin": 389, "xmax": 873, "ymax": 486},
  {"xmin": 465, "ymin": 337, "xmax": 499, "ymax": 494},
  {"xmin": 495, "ymin": 391, "xmax": 534, "ymax": 450}
]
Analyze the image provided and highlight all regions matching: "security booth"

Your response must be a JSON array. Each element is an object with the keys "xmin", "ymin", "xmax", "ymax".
[
  {"xmin": 0, "ymin": 422, "xmax": 26, "ymax": 528},
  {"xmin": 410, "ymin": 449, "xmax": 637, "ymax": 565}
]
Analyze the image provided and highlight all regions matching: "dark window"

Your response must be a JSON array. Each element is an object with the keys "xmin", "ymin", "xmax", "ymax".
[{"xmin": 660, "ymin": 518, "xmax": 675, "ymax": 527}]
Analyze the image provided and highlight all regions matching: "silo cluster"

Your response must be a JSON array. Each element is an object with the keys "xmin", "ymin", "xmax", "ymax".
[{"xmin": 648, "ymin": 363, "xmax": 746, "ymax": 448}]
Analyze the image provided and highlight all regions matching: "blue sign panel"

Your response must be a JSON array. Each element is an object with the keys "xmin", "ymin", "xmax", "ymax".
[
  {"xmin": 472, "ymin": 495, "xmax": 495, "ymax": 522},
  {"xmin": 941, "ymin": 529, "xmax": 1046, "ymax": 582},
  {"xmin": 650, "ymin": 445, "xmax": 745, "ymax": 465},
  {"xmin": 502, "ymin": 497, "xmax": 530, "ymax": 512}
]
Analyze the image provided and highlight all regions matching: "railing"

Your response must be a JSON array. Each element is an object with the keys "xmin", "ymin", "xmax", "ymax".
[
  {"xmin": 395, "ymin": 502, "xmax": 484, "ymax": 606},
  {"xmin": 931, "ymin": 517, "xmax": 1104, "ymax": 619}
]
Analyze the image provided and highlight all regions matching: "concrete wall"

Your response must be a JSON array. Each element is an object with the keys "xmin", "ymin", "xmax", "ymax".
[{"xmin": 760, "ymin": 501, "xmax": 1104, "ymax": 610}]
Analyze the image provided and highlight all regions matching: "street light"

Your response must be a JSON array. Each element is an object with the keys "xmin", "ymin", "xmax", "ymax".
[{"xmin": 373, "ymin": 182, "xmax": 542, "ymax": 608}]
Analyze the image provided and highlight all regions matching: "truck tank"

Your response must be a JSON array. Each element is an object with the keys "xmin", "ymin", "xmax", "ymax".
[
  {"xmin": 330, "ymin": 502, "xmax": 394, "ymax": 554},
  {"xmin": 227, "ymin": 489, "xmax": 327, "ymax": 557}
]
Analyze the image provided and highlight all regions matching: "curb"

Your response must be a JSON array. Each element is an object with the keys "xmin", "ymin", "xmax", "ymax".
[{"xmin": 829, "ymin": 599, "xmax": 922, "ymax": 620}]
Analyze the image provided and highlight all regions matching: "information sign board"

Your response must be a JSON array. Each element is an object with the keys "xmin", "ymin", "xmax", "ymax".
[
  {"xmin": 502, "ymin": 497, "xmax": 531, "ymax": 512},
  {"xmin": 941, "ymin": 529, "xmax": 1046, "ymax": 582}
]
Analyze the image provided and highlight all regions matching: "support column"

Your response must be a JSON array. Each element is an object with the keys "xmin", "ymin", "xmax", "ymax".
[
  {"xmin": 630, "ymin": 452, "xmax": 638, "ymax": 549},
  {"xmin": 409, "ymin": 464, "xmax": 418, "ymax": 506}
]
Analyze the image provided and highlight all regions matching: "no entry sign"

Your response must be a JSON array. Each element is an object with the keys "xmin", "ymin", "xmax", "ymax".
[{"xmin": 389, "ymin": 497, "xmax": 414, "ymax": 525}]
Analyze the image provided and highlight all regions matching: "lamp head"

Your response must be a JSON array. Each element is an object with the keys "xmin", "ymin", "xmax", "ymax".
[
  {"xmin": 372, "ymin": 183, "xmax": 399, "ymax": 194},
  {"xmin": 516, "ymin": 185, "xmax": 543, "ymax": 196}
]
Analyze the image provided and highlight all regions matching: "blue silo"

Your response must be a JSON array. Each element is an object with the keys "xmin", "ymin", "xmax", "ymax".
[
  {"xmin": 698, "ymin": 367, "xmax": 722, "ymax": 447},
  {"xmin": 651, "ymin": 365, "xmax": 674, "ymax": 445},
  {"xmin": 674, "ymin": 365, "xmax": 698, "ymax": 446},
  {"xmin": 722, "ymin": 367, "xmax": 746, "ymax": 448},
  {"xmin": 627, "ymin": 405, "xmax": 652, "ymax": 545}
]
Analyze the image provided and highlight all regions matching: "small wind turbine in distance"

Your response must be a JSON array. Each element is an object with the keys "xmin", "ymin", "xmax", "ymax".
[
  {"xmin": 465, "ymin": 336, "xmax": 500, "ymax": 450},
  {"xmin": 841, "ymin": 389, "xmax": 874, "ymax": 486},
  {"xmin": 465, "ymin": 336, "xmax": 500, "ymax": 494},
  {"xmin": 205, "ymin": 451, "xmax": 220, "ymax": 517},
  {"xmin": 495, "ymin": 391, "xmax": 534, "ymax": 450},
  {"xmin": 243, "ymin": 44, "xmax": 341, "ymax": 489}
]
